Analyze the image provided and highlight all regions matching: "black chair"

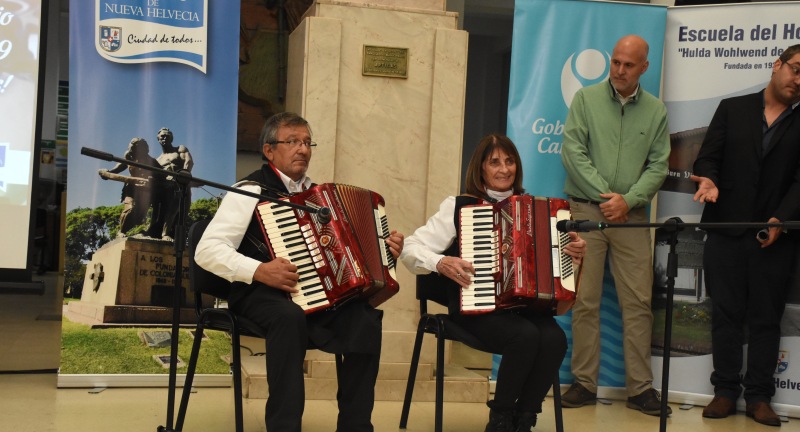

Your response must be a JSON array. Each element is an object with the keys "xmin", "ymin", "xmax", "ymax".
[
  {"xmin": 174, "ymin": 219, "xmax": 266, "ymax": 432},
  {"xmin": 174, "ymin": 219, "xmax": 341, "ymax": 432},
  {"xmin": 399, "ymin": 274, "xmax": 564, "ymax": 432}
]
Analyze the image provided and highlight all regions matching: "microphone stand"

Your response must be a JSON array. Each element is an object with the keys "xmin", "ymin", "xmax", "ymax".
[
  {"xmin": 81, "ymin": 147, "xmax": 328, "ymax": 432},
  {"xmin": 560, "ymin": 217, "xmax": 800, "ymax": 432}
]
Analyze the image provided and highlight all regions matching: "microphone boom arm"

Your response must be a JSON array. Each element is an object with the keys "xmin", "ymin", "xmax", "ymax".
[
  {"xmin": 556, "ymin": 218, "xmax": 800, "ymax": 232},
  {"xmin": 82, "ymin": 146, "xmax": 328, "ymax": 217}
]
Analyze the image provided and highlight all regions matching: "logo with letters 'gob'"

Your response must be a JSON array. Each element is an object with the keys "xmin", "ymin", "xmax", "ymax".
[
  {"xmin": 99, "ymin": 26, "xmax": 122, "ymax": 52},
  {"xmin": 776, "ymin": 350, "xmax": 789, "ymax": 374},
  {"xmin": 560, "ymin": 49, "xmax": 610, "ymax": 108}
]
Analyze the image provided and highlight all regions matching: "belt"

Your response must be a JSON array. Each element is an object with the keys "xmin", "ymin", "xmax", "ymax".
[{"xmin": 570, "ymin": 196, "xmax": 602, "ymax": 205}]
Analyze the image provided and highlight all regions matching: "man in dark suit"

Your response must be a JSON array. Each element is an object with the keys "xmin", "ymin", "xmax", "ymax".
[{"xmin": 691, "ymin": 44, "xmax": 800, "ymax": 427}]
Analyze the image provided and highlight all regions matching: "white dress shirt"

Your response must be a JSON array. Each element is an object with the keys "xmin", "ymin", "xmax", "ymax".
[
  {"xmin": 399, "ymin": 196, "xmax": 458, "ymax": 275},
  {"xmin": 194, "ymin": 168, "xmax": 312, "ymax": 284},
  {"xmin": 400, "ymin": 189, "xmax": 513, "ymax": 275}
]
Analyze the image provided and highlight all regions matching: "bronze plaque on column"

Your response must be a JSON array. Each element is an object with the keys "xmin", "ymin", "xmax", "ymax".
[{"xmin": 362, "ymin": 45, "xmax": 408, "ymax": 78}]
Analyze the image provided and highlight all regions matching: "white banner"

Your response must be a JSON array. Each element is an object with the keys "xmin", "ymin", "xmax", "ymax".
[
  {"xmin": 95, "ymin": 0, "xmax": 208, "ymax": 72},
  {"xmin": 659, "ymin": 3, "xmax": 800, "ymax": 409}
]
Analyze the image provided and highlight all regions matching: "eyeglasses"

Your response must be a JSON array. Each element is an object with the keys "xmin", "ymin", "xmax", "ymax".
[
  {"xmin": 270, "ymin": 139, "xmax": 317, "ymax": 148},
  {"xmin": 783, "ymin": 61, "xmax": 800, "ymax": 78}
]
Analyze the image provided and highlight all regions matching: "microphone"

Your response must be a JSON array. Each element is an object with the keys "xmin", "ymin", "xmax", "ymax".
[
  {"xmin": 316, "ymin": 207, "xmax": 332, "ymax": 224},
  {"xmin": 81, "ymin": 147, "xmax": 115, "ymax": 161},
  {"xmin": 556, "ymin": 219, "xmax": 608, "ymax": 232}
]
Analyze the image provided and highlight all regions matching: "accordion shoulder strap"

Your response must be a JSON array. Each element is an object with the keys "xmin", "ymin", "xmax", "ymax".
[{"xmin": 244, "ymin": 232, "xmax": 272, "ymax": 259}]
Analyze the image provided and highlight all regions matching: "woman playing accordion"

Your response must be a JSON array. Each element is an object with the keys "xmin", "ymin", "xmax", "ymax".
[{"xmin": 400, "ymin": 133, "xmax": 586, "ymax": 432}]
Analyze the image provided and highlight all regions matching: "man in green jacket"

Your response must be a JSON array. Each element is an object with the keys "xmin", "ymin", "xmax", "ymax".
[{"xmin": 559, "ymin": 34, "xmax": 670, "ymax": 416}]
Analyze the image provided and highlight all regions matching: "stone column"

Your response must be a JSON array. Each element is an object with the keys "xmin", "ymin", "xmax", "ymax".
[
  {"xmin": 287, "ymin": 0, "xmax": 466, "ymax": 331},
  {"xmin": 247, "ymin": 0, "xmax": 488, "ymax": 402}
]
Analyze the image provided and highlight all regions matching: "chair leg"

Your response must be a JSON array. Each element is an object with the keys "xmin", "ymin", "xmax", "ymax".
[
  {"xmin": 335, "ymin": 353, "xmax": 343, "ymax": 410},
  {"xmin": 553, "ymin": 372, "xmax": 564, "ymax": 432},
  {"xmin": 334, "ymin": 353, "xmax": 343, "ymax": 385},
  {"xmin": 230, "ymin": 326, "xmax": 244, "ymax": 432},
  {"xmin": 435, "ymin": 329, "xmax": 445, "ymax": 432},
  {"xmin": 399, "ymin": 319, "xmax": 427, "ymax": 429},
  {"xmin": 176, "ymin": 322, "xmax": 205, "ymax": 431}
]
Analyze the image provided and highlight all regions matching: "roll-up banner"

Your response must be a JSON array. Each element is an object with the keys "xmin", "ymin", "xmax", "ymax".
[
  {"xmin": 62, "ymin": 0, "xmax": 238, "ymax": 379},
  {"xmin": 506, "ymin": 0, "xmax": 666, "ymax": 390},
  {"xmin": 659, "ymin": 2, "xmax": 800, "ymax": 412},
  {"xmin": 68, "ymin": 0, "xmax": 237, "ymax": 212}
]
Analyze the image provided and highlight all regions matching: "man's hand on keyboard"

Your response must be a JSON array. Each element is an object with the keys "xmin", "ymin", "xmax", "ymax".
[{"xmin": 254, "ymin": 258, "xmax": 300, "ymax": 293}]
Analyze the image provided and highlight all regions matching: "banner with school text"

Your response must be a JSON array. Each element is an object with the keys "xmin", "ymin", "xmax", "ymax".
[{"xmin": 658, "ymin": 3, "xmax": 800, "ymax": 412}]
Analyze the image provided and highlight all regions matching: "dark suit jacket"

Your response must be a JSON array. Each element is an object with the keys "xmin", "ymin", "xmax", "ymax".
[{"xmin": 693, "ymin": 90, "xmax": 800, "ymax": 237}]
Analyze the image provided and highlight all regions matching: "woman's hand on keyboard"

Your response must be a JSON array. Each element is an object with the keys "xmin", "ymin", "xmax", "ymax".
[{"xmin": 436, "ymin": 256, "xmax": 475, "ymax": 288}]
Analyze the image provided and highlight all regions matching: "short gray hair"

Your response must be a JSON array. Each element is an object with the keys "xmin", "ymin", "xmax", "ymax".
[{"xmin": 259, "ymin": 112, "xmax": 312, "ymax": 147}]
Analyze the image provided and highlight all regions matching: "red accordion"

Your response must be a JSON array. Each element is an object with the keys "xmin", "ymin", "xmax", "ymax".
[
  {"xmin": 254, "ymin": 183, "xmax": 399, "ymax": 314},
  {"xmin": 459, "ymin": 195, "xmax": 578, "ymax": 315}
]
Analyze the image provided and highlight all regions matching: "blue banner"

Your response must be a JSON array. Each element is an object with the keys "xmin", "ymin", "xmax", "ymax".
[
  {"xmin": 507, "ymin": 0, "xmax": 667, "ymax": 388},
  {"xmin": 68, "ymin": 0, "xmax": 237, "ymax": 212},
  {"xmin": 63, "ymin": 0, "xmax": 238, "ymax": 377}
]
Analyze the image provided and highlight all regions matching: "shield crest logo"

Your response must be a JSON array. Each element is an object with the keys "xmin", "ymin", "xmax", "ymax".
[
  {"xmin": 99, "ymin": 26, "xmax": 122, "ymax": 53},
  {"xmin": 320, "ymin": 235, "xmax": 332, "ymax": 247},
  {"xmin": 776, "ymin": 350, "xmax": 789, "ymax": 374}
]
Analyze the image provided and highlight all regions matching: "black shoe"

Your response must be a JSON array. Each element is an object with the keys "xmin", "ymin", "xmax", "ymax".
[
  {"xmin": 561, "ymin": 382, "xmax": 597, "ymax": 408},
  {"xmin": 485, "ymin": 401, "xmax": 515, "ymax": 432},
  {"xmin": 514, "ymin": 411, "xmax": 537, "ymax": 432},
  {"xmin": 626, "ymin": 388, "xmax": 673, "ymax": 416}
]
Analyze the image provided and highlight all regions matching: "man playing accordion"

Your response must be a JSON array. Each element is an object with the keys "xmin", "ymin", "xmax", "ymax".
[{"xmin": 195, "ymin": 112, "xmax": 404, "ymax": 432}]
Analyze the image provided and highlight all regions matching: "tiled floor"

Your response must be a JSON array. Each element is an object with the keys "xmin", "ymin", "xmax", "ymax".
[
  {"xmin": 0, "ymin": 274, "xmax": 793, "ymax": 431},
  {"xmin": 0, "ymin": 372, "xmax": 793, "ymax": 432}
]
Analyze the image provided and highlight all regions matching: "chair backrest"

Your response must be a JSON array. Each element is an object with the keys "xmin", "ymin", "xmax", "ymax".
[
  {"xmin": 188, "ymin": 220, "xmax": 234, "ymax": 312},
  {"xmin": 415, "ymin": 272, "xmax": 453, "ymax": 316},
  {"xmin": 415, "ymin": 273, "xmax": 497, "ymax": 352}
]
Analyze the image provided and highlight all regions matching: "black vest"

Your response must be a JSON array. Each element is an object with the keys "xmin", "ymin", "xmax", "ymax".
[
  {"xmin": 239, "ymin": 166, "xmax": 294, "ymax": 255},
  {"xmin": 228, "ymin": 165, "xmax": 304, "ymax": 303}
]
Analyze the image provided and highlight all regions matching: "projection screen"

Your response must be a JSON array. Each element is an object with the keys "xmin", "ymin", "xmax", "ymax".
[{"xmin": 0, "ymin": 0, "xmax": 45, "ymax": 280}]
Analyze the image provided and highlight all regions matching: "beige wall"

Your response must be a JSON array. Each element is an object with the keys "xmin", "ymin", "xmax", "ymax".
[{"xmin": 285, "ymin": 0, "xmax": 469, "ymax": 332}]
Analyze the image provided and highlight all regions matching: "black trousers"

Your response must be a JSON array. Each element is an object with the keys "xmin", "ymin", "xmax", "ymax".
[
  {"xmin": 230, "ymin": 287, "xmax": 381, "ymax": 432},
  {"xmin": 451, "ymin": 309, "xmax": 567, "ymax": 413},
  {"xmin": 704, "ymin": 232, "xmax": 794, "ymax": 403}
]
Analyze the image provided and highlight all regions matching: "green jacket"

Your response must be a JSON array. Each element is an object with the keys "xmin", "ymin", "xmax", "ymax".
[{"xmin": 561, "ymin": 80, "xmax": 670, "ymax": 209}]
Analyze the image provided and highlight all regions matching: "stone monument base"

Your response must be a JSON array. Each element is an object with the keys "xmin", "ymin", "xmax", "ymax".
[
  {"xmin": 66, "ymin": 301, "xmax": 197, "ymax": 326},
  {"xmin": 70, "ymin": 236, "xmax": 211, "ymax": 324}
]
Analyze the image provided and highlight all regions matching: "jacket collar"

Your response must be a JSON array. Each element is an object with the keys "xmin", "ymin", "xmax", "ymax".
[{"xmin": 607, "ymin": 78, "xmax": 640, "ymax": 103}]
